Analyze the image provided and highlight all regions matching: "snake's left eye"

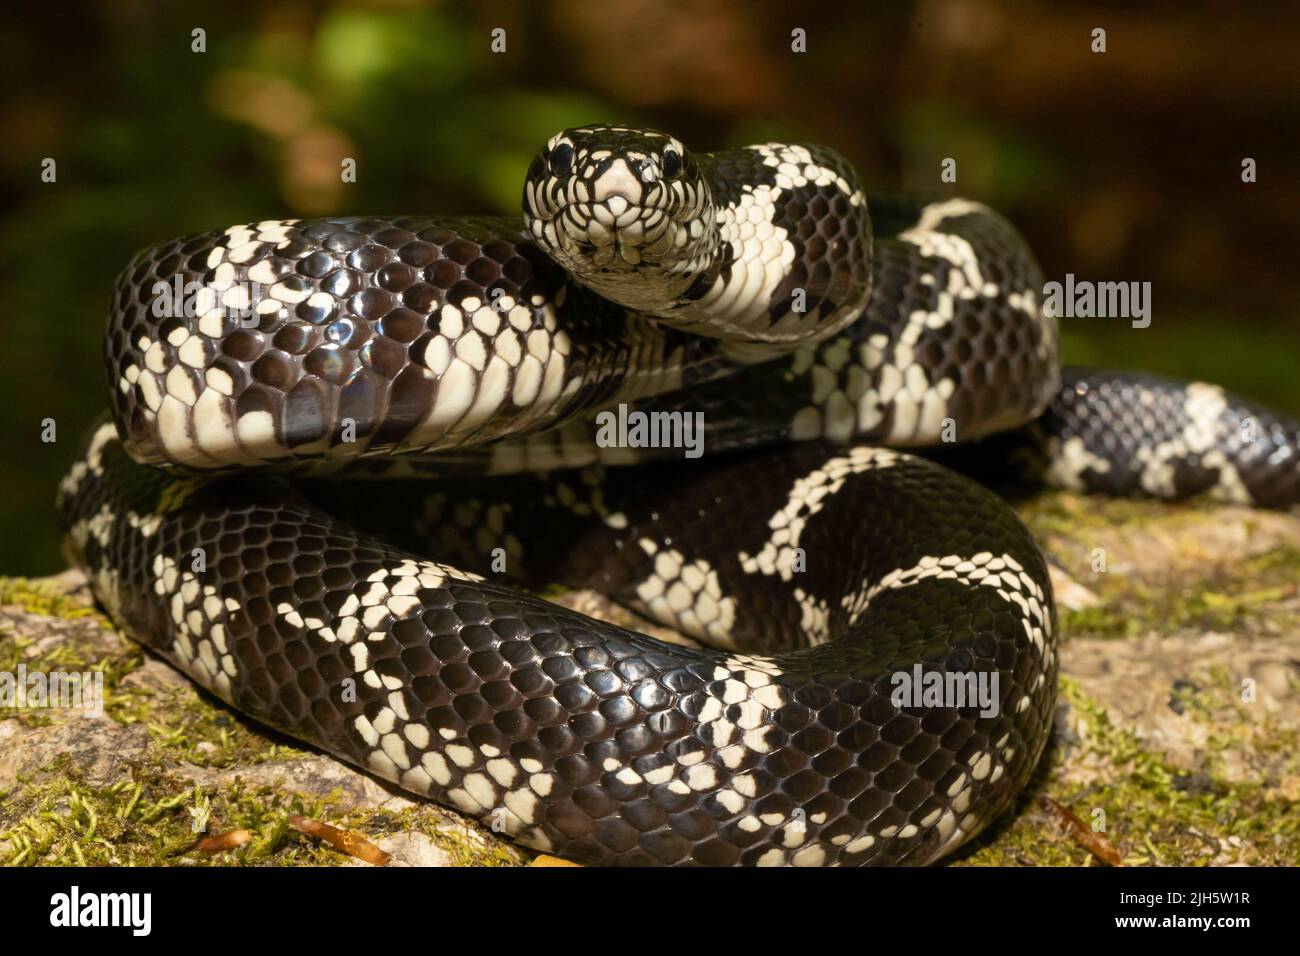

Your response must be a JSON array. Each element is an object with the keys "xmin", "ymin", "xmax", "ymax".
[
  {"xmin": 549, "ymin": 142, "xmax": 575, "ymax": 175},
  {"xmin": 661, "ymin": 148, "xmax": 682, "ymax": 181}
]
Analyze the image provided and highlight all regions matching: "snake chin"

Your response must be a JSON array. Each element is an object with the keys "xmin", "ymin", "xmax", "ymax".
[{"xmin": 553, "ymin": 202, "xmax": 676, "ymax": 269}]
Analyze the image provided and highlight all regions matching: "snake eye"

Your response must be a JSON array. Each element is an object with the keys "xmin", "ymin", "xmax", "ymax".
[
  {"xmin": 549, "ymin": 142, "xmax": 575, "ymax": 175},
  {"xmin": 661, "ymin": 147, "xmax": 682, "ymax": 181}
]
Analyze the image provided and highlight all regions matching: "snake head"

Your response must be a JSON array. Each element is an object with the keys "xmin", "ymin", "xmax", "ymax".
[{"xmin": 523, "ymin": 125, "xmax": 717, "ymax": 311}]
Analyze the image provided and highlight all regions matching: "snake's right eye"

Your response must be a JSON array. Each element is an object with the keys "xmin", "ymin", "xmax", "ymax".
[
  {"xmin": 549, "ymin": 142, "xmax": 575, "ymax": 175},
  {"xmin": 661, "ymin": 147, "xmax": 682, "ymax": 181}
]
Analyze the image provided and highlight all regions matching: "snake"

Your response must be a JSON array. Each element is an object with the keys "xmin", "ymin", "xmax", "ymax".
[{"xmin": 58, "ymin": 124, "xmax": 1300, "ymax": 866}]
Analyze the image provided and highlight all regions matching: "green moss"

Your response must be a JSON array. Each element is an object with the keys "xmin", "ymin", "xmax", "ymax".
[
  {"xmin": 1058, "ymin": 544, "xmax": 1300, "ymax": 640},
  {"xmin": 0, "ymin": 760, "xmax": 367, "ymax": 866},
  {"xmin": 0, "ymin": 577, "xmax": 107, "ymax": 623},
  {"xmin": 1, "ymin": 585, "xmax": 143, "ymax": 734},
  {"xmin": 1020, "ymin": 491, "xmax": 1300, "ymax": 641},
  {"xmin": 120, "ymin": 685, "xmax": 311, "ymax": 772},
  {"xmin": 1018, "ymin": 491, "xmax": 1166, "ymax": 538},
  {"xmin": 0, "ymin": 759, "xmax": 526, "ymax": 867},
  {"xmin": 336, "ymin": 803, "xmax": 525, "ymax": 867}
]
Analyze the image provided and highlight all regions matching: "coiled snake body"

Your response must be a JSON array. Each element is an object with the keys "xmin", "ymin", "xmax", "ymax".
[{"xmin": 59, "ymin": 126, "xmax": 1300, "ymax": 865}]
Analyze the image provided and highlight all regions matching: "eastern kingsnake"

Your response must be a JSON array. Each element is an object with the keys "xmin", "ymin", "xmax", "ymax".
[{"xmin": 59, "ymin": 125, "xmax": 1300, "ymax": 866}]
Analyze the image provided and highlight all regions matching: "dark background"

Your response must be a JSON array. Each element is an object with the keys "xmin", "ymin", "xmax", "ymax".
[{"xmin": 2, "ymin": 0, "xmax": 1297, "ymax": 574}]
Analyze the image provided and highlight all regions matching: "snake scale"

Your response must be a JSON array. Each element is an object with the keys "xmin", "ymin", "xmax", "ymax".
[{"xmin": 59, "ymin": 125, "xmax": 1300, "ymax": 866}]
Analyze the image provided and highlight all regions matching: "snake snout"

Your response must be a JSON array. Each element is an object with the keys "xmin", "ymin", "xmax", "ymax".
[{"xmin": 591, "ymin": 158, "xmax": 643, "ymax": 206}]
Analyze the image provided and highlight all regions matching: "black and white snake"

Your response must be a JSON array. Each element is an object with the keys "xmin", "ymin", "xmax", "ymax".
[{"xmin": 59, "ymin": 125, "xmax": 1300, "ymax": 866}]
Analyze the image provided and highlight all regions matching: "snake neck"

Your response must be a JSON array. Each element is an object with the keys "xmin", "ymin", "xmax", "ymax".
[{"xmin": 637, "ymin": 144, "xmax": 877, "ymax": 359}]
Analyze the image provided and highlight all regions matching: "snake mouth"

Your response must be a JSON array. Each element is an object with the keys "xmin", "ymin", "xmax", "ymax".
[{"xmin": 551, "ymin": 198, "xmax": 675, "ymax": 270}]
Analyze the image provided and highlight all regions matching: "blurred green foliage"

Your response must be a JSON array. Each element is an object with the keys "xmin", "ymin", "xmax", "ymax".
[{"xmin": 2, "ymin": 1, "xmax": 1296, "ymax": 573}]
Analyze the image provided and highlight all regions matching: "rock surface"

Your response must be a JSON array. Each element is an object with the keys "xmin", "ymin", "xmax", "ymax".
[{"xmin": 2, "ymin": 492, "xmax": 1297, "ymax": 866}]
